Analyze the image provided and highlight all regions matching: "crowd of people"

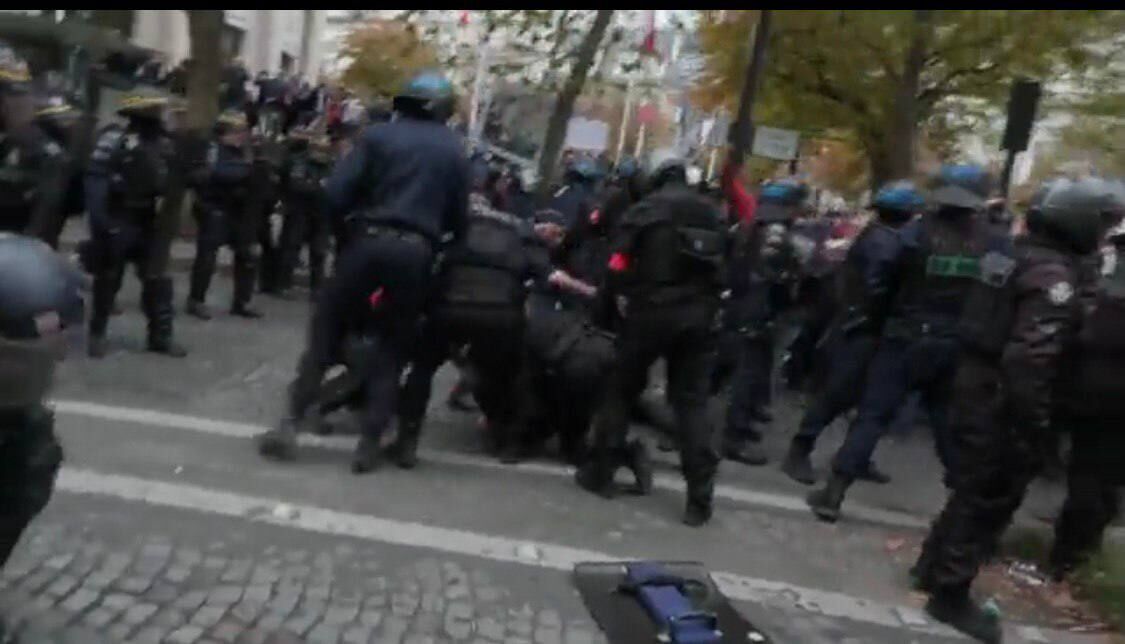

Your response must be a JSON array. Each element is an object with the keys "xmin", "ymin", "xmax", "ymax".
[{"xmin": 4, "ymin": 38, "xmax": 1125, "ymax": 643}]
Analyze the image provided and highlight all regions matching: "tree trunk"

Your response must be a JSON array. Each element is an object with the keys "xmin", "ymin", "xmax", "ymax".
[
  {"xmin": 535, "ymin": 9, "xmax": 614, "ymax": 204},
  {"xmin": 88, "ymin": 10, "xmax": 134, "ymax": 38},
  {"xmin": 885, "ymin": 9, "xmax": 933, "ymax": 182},
  {"xmin": 186, "ymin": 10, "xmax": 225, "ymax": 132}
]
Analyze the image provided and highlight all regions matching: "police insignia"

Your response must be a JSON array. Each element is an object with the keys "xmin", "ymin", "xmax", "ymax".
[{"xmin": 1048, "ymin": 281, "xmax": 1074, "ymax": 305}]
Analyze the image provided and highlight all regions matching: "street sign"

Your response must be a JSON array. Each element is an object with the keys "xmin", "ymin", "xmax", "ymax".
[
  {"xmin": 752, "ymin": 126, "xmax": 800, "ymax": 161},
  {"xmin": 564, "ymin": 117, "xmax": 610, "ymax": 152}
]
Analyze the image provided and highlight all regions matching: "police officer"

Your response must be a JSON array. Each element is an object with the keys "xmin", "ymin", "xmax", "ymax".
[
  {"xmin": 576, "ymin": 152, "xmax": 728, "ymax": 527},
  {"xmin": 277, "ymin": 133, "xmax": 333, "ymax": 297},
  {"xmin": 806, "ymin": 165, "xmax": 1009, "ymax": 522},
  {"xmin": 782, "ymin": 181, "xmax": 923, "ymax": 485},
  {"xmin": 1049, "ymin": 182, "xmax": 1125, "ymax": 580},
  {"xmin": 912, "ymin": 177, "xmax": 1122, "ymax": 642},
  {"xmin": 721, "ymin": 179, "xmax": 806, "ymax": 466},
  {"xmin": 253, "ymin": 99, "xmax": 288, "ymax": 297},
  {"xmin": 546, "ymin": 157, "xmax": 599, "ymax": 228},
  {"xmin": 394, "ymin": 190, "xmax": 554, "ymax": 468},
  {"xmin": 186, "ymin": 110, "xmax": 263, "ymax": 320},
  {"xmin": 257, "ymin": 71, "xmax": 469, "ymax": 473},
  {"xmin": 33, "ymin": 93, "xmax": 86, "ymax": 248},
  {"xmin": 86, "ymin": 86, "xmax": 187, "ymax": 359},
  {"xmin": 0, "ymin": 43, "xmax": 69, "ymax": 247},
  {"xmin": 0, "ymin": 234, "xmax": 83, "ymax": 621}
]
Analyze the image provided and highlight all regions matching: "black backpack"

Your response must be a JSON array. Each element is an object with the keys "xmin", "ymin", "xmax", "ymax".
[
  {"xmin": 610, "ymin": 189, "xmax": 727, "ymax": 301},
  {"xmin": 439, "ymin": 199, "xmax": 528, "ymax": 309},
  {"xmin": 1070, "ymin": 250, "xmax": 1125, "ymax": 418}
]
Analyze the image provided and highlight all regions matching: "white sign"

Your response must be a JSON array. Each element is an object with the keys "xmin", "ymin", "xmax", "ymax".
[
  {"xmin": 705, "ymin": 114, "xmax": 731, "ymax": 147},
  {"xmin": 752, "ymin": 126, "xmax": 800, "ymax": 161},
  {"xmin": 564, "ymin": 117, "xmax": 610, "ymax": 152}
]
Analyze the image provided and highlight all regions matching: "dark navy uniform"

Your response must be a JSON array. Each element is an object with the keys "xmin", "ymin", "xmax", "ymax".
[
  {"xmin": 912, "ymin": 177, "xmax": 1122, "ymax": 642},
  {"xmin": 258, "ymin": 72, "xmax": 469, "ymax": 474},
  {"xmin": 277, "ymin": 135, "xmax": 333, "ymax": 296},
  {"xmin": 186, "ymin": 112, "xmax": 261, "ymax": 319},
  {"xmin": 85, "ymin": 89, "xmax": 187, "ymax": 358}
]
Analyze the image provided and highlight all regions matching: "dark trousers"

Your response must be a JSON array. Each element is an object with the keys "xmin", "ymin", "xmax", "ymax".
[
  {"xmin": 88, "ymin": 227, "xmax": 176, "ymax": 344},
  {"xmin": 278, "ymin": 198, "xmax": 329, "ymax": 293},
  {"xmin": 724, "ymin": 332, "xmax": 774, "ymax": 443},
  {"xmin": 258, "ymin": 202, "xmax": 283, "ymax": 294},
  {"xmin": 1050, "ymin": 423, "xmax": 1121, "ymax": 574},
  {"xmin": 0, "ymin": 407, "xmax": 63, "ymax": 568},
  {"xmin": 286, "ymin": 231, "xmax": 433, "ymax": 442},
  {"xmin": 513, "ymin": 352, "xmax": 601, "ymax": 464},
  {"xmin": 189, "ymin": 207, "xmax": 258, "ymax": 309},
  {"xmin": 832, "ymin": 335, "xmax": 959, "ymax": 479},
  {"xmin": 795, "ymin": 333, "xmax": 878, "ymax": 447},
  {"xmin": 588, "ymin": 300, "xmax": 719, "ymax": 507},
  {"xmin": 398, "ymin": 306, "xmax": 525, "ymax": 448}
]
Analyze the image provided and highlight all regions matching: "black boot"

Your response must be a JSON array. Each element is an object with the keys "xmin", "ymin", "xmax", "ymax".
[
  {"xmin": 683, "ymin": 499, "xmax": 713, "ymax": 527},
  {"xmin": 925, "ymin": 588, "xmax": 1002, "ymax": 643},
  {"xmin": 625, "ymin": 440, "xmax": 654, "ymax": 496},
  {"xmin": 87, "ymin": 268, "xmax": 119, "ymax": 359},
  {"xmin": 782, "ymin": 440, "xmax": 816, "ymax": 485},
  {"xmin": 683, "ymin": 481, "xmax": 714, "ymax": 527},
  {"xmin": 806, "ymin": 473, "xmax": 853, "ymax": 523},
  {"xmin": 575, "ymin": 463, "xmax": 615, "ymax": 499},
  {"xmin": 87, "ymin": 334, "xmax": 109, "ymax": 358},
  {"xmin": 351, "ymin": 434, "xmax": 382, "ymax": 474},
  {"xmin": 724, "ymin": 437, "xmax": 768, "ymax": 466},
  {"xmin": 142, "ymin": 278, "xmax": 187, "ymax": 357},
  {"xmin": 185, "ymin": 298, "xmax": 212, "ymax": 321},
  {"xmin": 257, "ymin": 418, "xmax": 299, "ymax": 461},
  {"xmin": 390, "ymin": 420, "xmax": 422, "ymax": 469},
  {"xmin": 857, "ymin": 461, "xmax": 892, "ymax": 484},
  {"xmin": 232, "ymin": 252, "xmax": 264, "ymax": 318}
]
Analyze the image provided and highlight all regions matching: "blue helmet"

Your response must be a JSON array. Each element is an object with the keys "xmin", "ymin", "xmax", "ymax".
[
  {"xmin": 393, "ymin": 71, "xmax": 455, "ymax": 121},
  {"xmin": 615, "ymin": 156, "xmax": 639, "ymax": 180},
  {"xmin": 872, "ymin": 180, "xmax": 925, "ymax": 213},
  {"xmin": 566, "ymin": 157, "xmax": 600, "ymax": 183},
  {"xmin": 759, "ymin": 179, "xmax": 809, "ymax": 206},
  {"xmin": 930, "ymin": 164, "xmax": 992, "ymax": 210}
]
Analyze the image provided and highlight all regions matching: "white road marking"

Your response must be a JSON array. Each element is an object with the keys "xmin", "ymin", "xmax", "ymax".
[
  {"xmin": 55, "ymin": 467, "xmax": 961, "ymax": 638},
  {"xmin": 50, "ymin": 399, "xmax": 928, "ymax": 529}
]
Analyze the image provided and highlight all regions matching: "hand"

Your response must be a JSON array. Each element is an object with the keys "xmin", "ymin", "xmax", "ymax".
[{"xmin": 534, "ymin": 222, "xmax": 564, "ymax": 246}]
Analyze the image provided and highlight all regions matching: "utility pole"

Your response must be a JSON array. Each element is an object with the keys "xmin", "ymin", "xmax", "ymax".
[{"xmin": 729, "ymin": 10, "xmax": 772, "ymax": 163}]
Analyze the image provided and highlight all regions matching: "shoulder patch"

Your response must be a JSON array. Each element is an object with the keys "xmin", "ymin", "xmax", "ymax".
[
  {"xmin": 978, "ymin": 250, "xmax": 1017, "ymax": 287},
  {"xmin": 1047, "ymin": 281, "xmax": 1074, "ymax": 306},
  {"xmin": 44, "ymin": 141, "xmax": 62, "ymax": 158}
]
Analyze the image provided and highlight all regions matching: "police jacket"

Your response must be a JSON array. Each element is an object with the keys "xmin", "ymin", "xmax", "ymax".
[
  {"xmin": 834, "ymin": 219, "xmax": 907, "ymax": 336},
  {"xmin": 957, "ymin": 235, "xmax": 1083, "ymax": 434},
  {"xmin": 324, "ymin": 118, "xmax": 469, "ymax": 246},
  {"xmin": 192, "ymin": 142, "xmax": 252, "ymax": 216},
  {"xmin": 85, "ymin": 124, "xmax": 171, "ymax": 233},
  {"xmin": 0, "ymin": 125, "xmax": 69, "ymax": 240},
  {"xmin": 886, "ymin": 211, "xmax": 1011, "ymax": 339}
]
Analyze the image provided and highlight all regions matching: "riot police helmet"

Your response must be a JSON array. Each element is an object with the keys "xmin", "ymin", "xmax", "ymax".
[
  {"xmin": 1027, "ymin": 176, "xmax": 1124, "ymax": 255},
  {"xmin": 929, "ymin": 164, "xmax": 992, "ymax": 212},
  {"xmin": 0, "ymin": 233, "xmax": 85, "ymax": 408},
  {"xmin": 117, "ymin": 84, "xmax": 171, "ymax": 124},
  {"xmin": 0, "ymin": 40, "xmax": 32, "ymax": 95},
  {"xmin": 615, "ymin": 156, "xmax": 640, "ymax": 180},
  {"xmin": 871, "ymin": 180, "xmax": 925, "ymax": 221},
  {"xmin": 392, "ymin": 70, "xmax": 455, "ymax": 122},
  {"xmin": 34, "ymin": 92, "xmax": 82, "ymax": 142},
  {"xmin": 756, "ymin": 178, "xmax": 809, "ymax": 224},
  {"xmin": 646, "ymin": 149, "xmax": 688, "ymax": 190},
  {"xmin": 565, "ymin": 156, "xmax": 600, "ymax": 184}
]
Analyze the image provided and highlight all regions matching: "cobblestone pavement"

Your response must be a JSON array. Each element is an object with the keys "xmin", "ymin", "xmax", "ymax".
[{"xmin": 2, "ymin": 502, "xmax": 606, "ymax": 644}]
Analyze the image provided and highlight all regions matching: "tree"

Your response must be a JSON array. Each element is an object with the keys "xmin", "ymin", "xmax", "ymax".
[
  {"xmin": 87, "ymin": 10, "xmax": 134, "ymax": 38},
  {"xmin": 534, "ymin": 10, "xmax": 615, "ymax": 201},
  {"xmin": 186, "ymin": 10, "xmax": 224, "ymax": 132},
  {"xmin": 338, "ymin": 19, "xmax": 438, "ymax": 99},
  {"xmin": 697, "ymin": 10, "xmax": 1125, "ymax": 189}
]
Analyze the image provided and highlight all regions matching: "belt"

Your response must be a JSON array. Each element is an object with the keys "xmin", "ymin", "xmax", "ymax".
[{"xmin": 360, "ymin": 223, "xmax": 433, "ymax": 246}]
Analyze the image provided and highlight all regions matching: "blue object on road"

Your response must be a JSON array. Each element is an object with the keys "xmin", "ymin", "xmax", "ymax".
[{"xmin": 621, "ymin": 562, "xmax": 722, "ymax": 644}]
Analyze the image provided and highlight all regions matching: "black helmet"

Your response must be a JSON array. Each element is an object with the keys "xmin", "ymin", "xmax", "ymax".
[
  {"xmin": 929, "ymin": 164, "xmax": 992, "ymax": 211},
  {"xmin": 0, "ymin": 40, "xmax": 31, "ymax": 95},
  {"xmin": 646, "ymin": 149, "xmax": 688, "ymax": 190},
  {"xmin": 393, "ymin": 71, "xmax": 455, "ymax": 122},
  {"xmin": 1027, "ymin": 177, "xmax": 1124, "ymax": 254},
  {"xmin": 213, "ymin": 109, "xmax": 248, "ymax": 137},
  {"xmin": 0, "ymin": 234, "xmax": 85, "ymax": 408}
]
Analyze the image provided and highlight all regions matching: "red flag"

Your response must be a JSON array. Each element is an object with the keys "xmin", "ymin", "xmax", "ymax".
[
  {"xmin": 459, "ymin": 11, "xmax": 470, "ymax": 27},
  {"xmin": 641, "ymin": 10, "xmax": 657, "ymax": 56}
]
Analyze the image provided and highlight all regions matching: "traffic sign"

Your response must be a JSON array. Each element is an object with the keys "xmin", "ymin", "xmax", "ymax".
[{"xmin": 752, "ymin": 126, "xmax": 800, "ymax": 161}]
